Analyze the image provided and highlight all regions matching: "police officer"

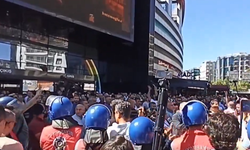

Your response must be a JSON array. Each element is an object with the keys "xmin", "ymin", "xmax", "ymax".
[
  {"xmin": 75, "ymin": 104, "xmax": 111, "ymax": 150},
  {"xmin": 129, "ymin": 116, "xmax": 154, "ymax": 150},
  {"xmin": 171, "ymin": 100, "xmax": 214, "ymax": 150},
  {"xmin": 40, "ymin": 96, "xmax": 82, "ymax": 150}
]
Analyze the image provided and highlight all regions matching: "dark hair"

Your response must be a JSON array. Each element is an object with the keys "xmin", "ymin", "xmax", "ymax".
[
  {"xmin": 111, "ymin": 99, "xmax": 123, "ymax": 114},
  {"xmin": 206, "ymin": 113, "xmax": 240, "ymax": 150},
  {"xmin": 115, "ymin": 101, "xmax": 131, "ymax": 120},
  {"xmin": 100, "ymin": 136, "xmax": 134, "ymax": 150},
  {"xmin": 0, "ymin": 105, "xmax": 6, "ymax": 121}
]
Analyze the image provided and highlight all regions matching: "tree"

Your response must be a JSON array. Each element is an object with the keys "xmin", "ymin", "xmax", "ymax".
[
  {"xmin": 212, "ymin": 79, "xmax": 229, "ymax": 86},
  {"xmin": 212, "ymin": 79, "xmax": 250, "ymax": 92},
  {"xmin": 235, "ymin": 80, "xmax": 250, "ymax": 92}
]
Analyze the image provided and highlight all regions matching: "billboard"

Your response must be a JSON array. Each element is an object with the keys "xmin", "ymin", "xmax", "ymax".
[{"xmin": 6, "ymin": 0, "xmax": 134, "ymax": 41}]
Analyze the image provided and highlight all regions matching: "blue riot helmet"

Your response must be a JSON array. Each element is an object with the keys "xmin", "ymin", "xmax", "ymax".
[
  {"xmin": 182, "ymin": 100, "xmax": 208, "ymax": 127},
  {"xmin": 84, "ymin": 104, "xmax": 111, "ymax": 130},
  {"xmin": 129, "ymin": 117, "xmax": 154, "ymax": 145},
  {"xmin": 0, "ymin": 96, "xmax": 21, "ymax": 108},
  {"xmin": 48, "ymin": 96, "xmax": 73, "ymax": 120},
  {"xmin": 45, "ymin": 95, "xmax": 58, "ymax": 107}
]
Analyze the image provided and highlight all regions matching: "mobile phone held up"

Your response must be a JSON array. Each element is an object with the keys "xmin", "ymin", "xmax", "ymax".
[{"xmin": 241, "ymin": 99, "xmax": 250, "ymax": 112}]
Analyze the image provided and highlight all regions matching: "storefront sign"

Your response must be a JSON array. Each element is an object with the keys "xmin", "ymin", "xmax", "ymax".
[
  {"xmin": 0, "ymin": 69, "xmax": 12, "ymax": 74},
  {"xmin": 66, "ymin": 74, "xmax": 75, "ymax": 78},
  {"xmin": 158, "ymin": 60, "xmax": 169, "ymax": 68},
  {"xmin": 182, "ymin": 71, "xmax": 192, "ymax": 77}
]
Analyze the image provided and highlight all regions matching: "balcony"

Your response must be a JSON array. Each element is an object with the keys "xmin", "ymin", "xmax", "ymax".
[
  {"xmin": 25, "ymin": 66, "xmax": 43, "ymax": 71},
  {"xmin": 26, "ymin": 59, "xmax": 47, "ymax": 66},
  {"xmin": 25, "ymin": 52, "xmax": 48, "ymax": 56}
]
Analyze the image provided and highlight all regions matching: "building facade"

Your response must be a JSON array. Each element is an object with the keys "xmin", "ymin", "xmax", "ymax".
[
  {"xmin": 148, "ymin": 0, "xmax": 185, "ymax": 77},
  {"xmin": 0, "ymin": 0, "xmax": 152, "ymax": 92},
  {"xmin": 216, "ymin": 53, "xmax": 250, "ymax": 81},
  {"xmin": 11, "ymin": 44, "xmax": 67, "ymax": 73},
  {"xmin": 199, "ymin": 61, "xmax": 216, "ymax": 82}
]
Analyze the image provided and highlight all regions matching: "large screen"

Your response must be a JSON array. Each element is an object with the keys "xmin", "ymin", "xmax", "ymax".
[{"xmin": 6, "ymin": 0, "xmax": 134, "ymax": 41}]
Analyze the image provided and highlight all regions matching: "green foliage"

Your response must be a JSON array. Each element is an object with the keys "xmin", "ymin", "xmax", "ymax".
[{"xmin": 212, "ymin": 79, "xmax": 250, "ymax": 92}]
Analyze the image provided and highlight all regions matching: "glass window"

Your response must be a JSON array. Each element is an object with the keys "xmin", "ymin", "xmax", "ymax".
[
  {"xmin": 48, "ymin": 51, "xmax": 55, "ymax": 55},
  {"xmin": 22, "ymin": 30, "xmax": 48, "ymax": 45},
  {"xmin": 229, "ymin": 57, "xmax": 234, "ymax": 65},
  {"xmin": 56, "ymin": 67, "xmax": 62, "ymax": 71},
  {"xmin": 47, "ymin": 57, "xmax": 53, "ymax": 65},
  {"xmin": 66, "ymin": 52, "xmax": 82, "ymax": 74},
  {"xmin": 56, "ymin": 58, "xmax": 62, "ymax": 64},
  {"xmin": 0, "ymin": 25, "xmax": 21, "ymax": 42},
  {"xmin": 0, "ymin": 42, "xmax": 11, "ymax": 61},
  {"xmin": 223, "ymin": 58, "xmax": 227, "ymax": 66},
  {"xmin": 49, "ymin": 36, "xmax": 68, "ymax": 49},
  {"xmin": 155, "ymin": 20, "xmax": 182, "ymax": 51}
]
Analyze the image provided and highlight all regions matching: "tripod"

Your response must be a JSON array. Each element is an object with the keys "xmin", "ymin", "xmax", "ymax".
[{"xmin": 152, "ymin": 78, "xmax": 169, "ymax": 150}]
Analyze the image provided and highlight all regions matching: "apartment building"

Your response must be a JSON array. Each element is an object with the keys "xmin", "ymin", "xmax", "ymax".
[
  {"xmin": 199, "ymin": 61, "xmax": 216, "ymax": 82},
  {"xmin": 149, "ymin": 0, "xmax": 185, "ymax": 77},
  {"xmin": 216, "ymin": 53, "xmax": 250, "ymax": 81}
]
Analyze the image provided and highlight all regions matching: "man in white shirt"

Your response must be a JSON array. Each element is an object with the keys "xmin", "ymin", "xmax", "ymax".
[
  {"xmin": 107, "ymin": 101, "xmax": 131, "ymax": 139},
  {"xmin": 72, "ymin": 104, "xmax": 86, "ymax": 125}
]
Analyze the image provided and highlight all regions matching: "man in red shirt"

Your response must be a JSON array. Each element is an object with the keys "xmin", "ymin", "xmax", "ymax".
[
  {"xmin": 40, "ymin": 96, "xmax": 82, "ymax": 150},
  {"xmin": 171, "ymin": 100, "xmax": 215, "ymax": 150}
]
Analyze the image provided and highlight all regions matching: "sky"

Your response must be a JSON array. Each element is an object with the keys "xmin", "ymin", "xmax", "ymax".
[
  {"xmin": 182, "ymin": 0, "xmax": 250, "ymax": 70},
  {"xmin": 0, "ymin": 43, "xmax": 11, "ymax": 60}
]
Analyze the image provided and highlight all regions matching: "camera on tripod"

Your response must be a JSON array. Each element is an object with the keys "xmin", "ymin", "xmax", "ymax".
[{"xmin": 154, "ymin": 70, "xmax": 172, "ymax": 89}]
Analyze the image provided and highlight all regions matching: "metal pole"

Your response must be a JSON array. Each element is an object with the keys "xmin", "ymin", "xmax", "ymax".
[{"xmin": 152, "ymin": 79, "xmax": 169, "ymax": 150}]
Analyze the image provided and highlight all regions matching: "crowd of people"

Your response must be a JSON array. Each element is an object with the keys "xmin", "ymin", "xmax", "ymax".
[{"xmin": 0, "ymin": 85, "xmax": 250, "ymax": 150}]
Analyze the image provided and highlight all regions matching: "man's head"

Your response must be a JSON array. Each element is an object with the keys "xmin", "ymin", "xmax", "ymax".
[
  {"xmin": 135, "ymin": 97, "xmax": 142, "ymax": 107},
  {"xmin": 149, "ymin": 102, "xmax": 157, "ymax": 111},
  {"xmin": 128, "ymin": 99, "xmax": 136, "ymax": 109},
  {"xmin": 0, "ymin": 106, "xmax": 6, "ymax": 134},
  {"xmin": 82, "ymin": 100, "xmax": 89, "ymax": 110},
  {"xmin": 31, "ymin": 104, "xmax": 46, "ymax": 120},
  {"xmin": 167, "ymin": 101, "xmax": 174, "ymax": 111},
  {"xmin": 3, "ymin": 108, "xmax": 16, "ymax": 135},
  {"xmin": 105, "ymin": 95, "xmax": 112, "ymax": 105},
  {"xmin": 111, "ymin": 99, "xmax": 123, "ymax": 117},
  {"xmin": 27, "ymin": 91, "xmax": 33, "ymax": 97},
  {"xmin": 100, "ymin": 136, "xmax": 134, "ymax": 150},
  {"xmin": 72, "ymin": 93, "xmax": 80, "ymax": 103},
  {"xmin": 88, "ymin": 96, "xmax": 97, "ymax": 105},
  {"xmin": 75, "ymin": 104, "xmax": 86, "ymax": 117},
  {"xmin": 227, "ymin": 101, "xmax": 235, "ymax": 109},
  {"xmin": 114, "ymin": 101, "xmax": 131, "ymax": 123},
  {"xmin": 182, "ymin": 100, "xmax": 208, "ymax": 127},
  {"xmin": 205, "ymin": 113, "xmax": 240, "ymax": 150},
  {"xmin": 210, "ymin": 98, "xmax": 219, "ymax": 107}
]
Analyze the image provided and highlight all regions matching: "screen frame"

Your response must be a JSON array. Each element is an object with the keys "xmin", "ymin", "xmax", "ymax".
[
  {"xmin": 5, "ymin": 0, "xmax": 135, "ymax": 42},
  {"xmin": 240, "ymin": 99, "xmax": 250, "ymax": 112}
]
